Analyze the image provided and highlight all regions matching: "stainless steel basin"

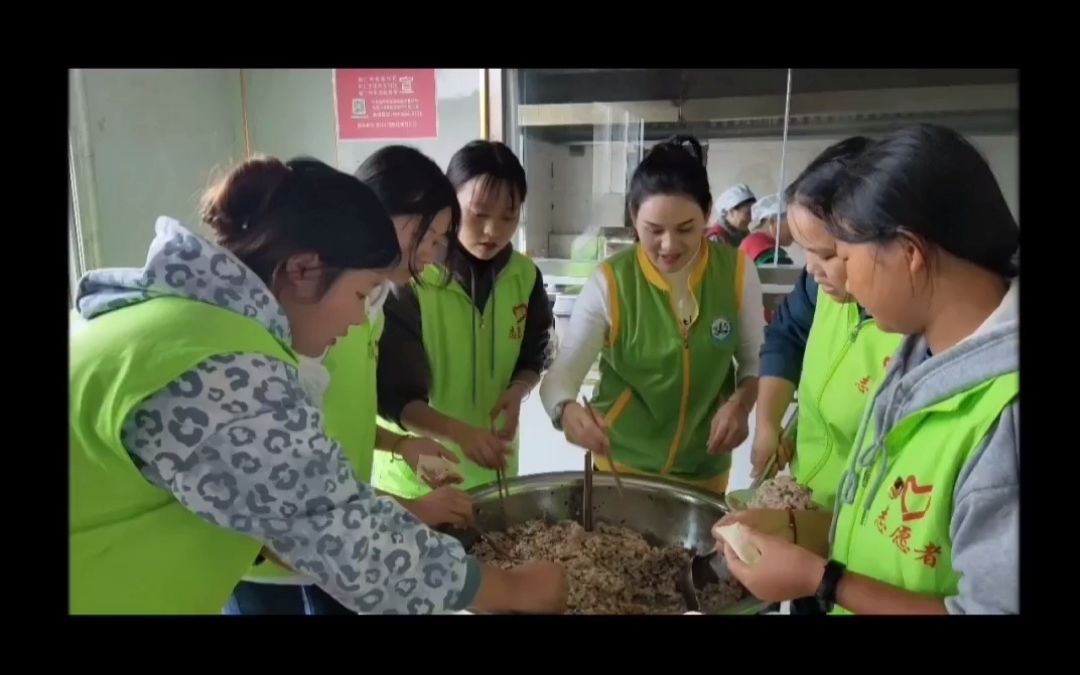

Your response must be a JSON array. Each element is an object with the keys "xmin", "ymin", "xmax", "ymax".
[{"xmin": 462, "ymin": 471, "xmax": 771, "ymax": 615}]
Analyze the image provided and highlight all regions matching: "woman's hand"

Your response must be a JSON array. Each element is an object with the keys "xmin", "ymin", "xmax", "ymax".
[
  {"xmin": 560, "ymin": 401, "xmax": 611, "ymax": 456},
  {"xmin": 749, "ymin": 423, "xmax": 796, "ymax": 478},
  {"xmin": 505, "ymin": 562, "xmax": 569, "ymax": 613},
  {"xmin": 471, "ymin": 561, "xmax": 568, "ymax": 614},
  {"xmin": 490, "ymin": 382, "xmax": 529, "ymax": 441},
  {"xmin": 721, "ymin": 527, "xmax": 825, "ymax": 603},
  {"xmin": 395, "ymin": 437, "xmax": 463, "ymax": 487},
  {"xmin": 400, "ymin": 486, "xmax": 474, "ymax": 528},
  {"xmin": 714, "ymin": 509, "xmax": 795, "ymax": 543},
  {"xmin": 707, "ymin": 399, "xmax": 751, "ymax": 454},
  {"xmin": 451, "ymin": 424, "xmax": 512, "ymax": 470}
]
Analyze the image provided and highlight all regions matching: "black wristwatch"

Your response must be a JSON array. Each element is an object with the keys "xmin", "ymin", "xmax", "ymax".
[{"xmin": 815, "ymin": 559, "xmax": 846, "ymax": 613}]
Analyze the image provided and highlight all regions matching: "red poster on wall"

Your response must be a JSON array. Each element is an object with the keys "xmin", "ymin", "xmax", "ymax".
[{"xmin": 334, "ymin": 69, "xmax": 438, "ymax": 141}]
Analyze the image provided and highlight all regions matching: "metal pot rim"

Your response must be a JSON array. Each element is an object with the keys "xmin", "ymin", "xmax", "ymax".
[
  {"xmin": 463, "ymin": 471, "xmax": 770, "ymax": 615},
  {"xmin": 466, "ymin": 470, "xmax": 730, "ymax": 511}
]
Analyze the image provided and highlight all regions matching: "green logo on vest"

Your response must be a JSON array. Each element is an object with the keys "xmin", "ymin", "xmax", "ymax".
[{"xmin": 710, "ymin": 316, "xmax": 733, "ymax": 343}]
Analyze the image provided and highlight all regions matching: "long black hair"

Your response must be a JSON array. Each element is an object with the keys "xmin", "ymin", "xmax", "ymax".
[
  {"xmin": 628, "ymin": 135, "xmax": 711, "ymax": 219},
  {"xmin": 828, "ymin": 124, "xmax": 1018, "ymax": 278},
  {"xmin": 785, "ymin": 136, "xmax": 874, "ymax": 221},
  {"xmin": 202, "ymin": 156, "xmax": 400, "ymax": 294},
  {"xmin": 447, "ymin": 140, "xmax": 528, "ymax": 208},
  {"xmin": 355, "ymin": 145, "xmax": 461, "ymax": 282}
]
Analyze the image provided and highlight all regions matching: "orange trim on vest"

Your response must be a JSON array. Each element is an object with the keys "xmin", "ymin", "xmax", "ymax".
[
  {"xmin": 604, "ymin": 388, "xmax": 634, "ymax": 427},
  {"xmin": 634, "ymin": 240, "xmax": 711, "ymax": 293},
  {"xmin": 594, "ymin": 454, "xmax": 730, "ymax": 496},
  {"xmin": 601, "ymin": 263, "xmax": 621, "ymax": 348}
]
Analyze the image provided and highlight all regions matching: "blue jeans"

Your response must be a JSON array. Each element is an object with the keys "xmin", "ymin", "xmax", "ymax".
[
  {"xmin": 301, "ymin": 584, "xmax": 354, "ymax": 615},
  {"xmin": 225, "ymin": 582, "xmax": 305, "ymax": 615},
  {"xmin": 225, "ymin": 581, "xmax": 355, "ymax": 615}
]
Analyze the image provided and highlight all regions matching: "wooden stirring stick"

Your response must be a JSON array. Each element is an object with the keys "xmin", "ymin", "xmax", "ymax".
[
  {"xmin": 491, "ymin": 420, "xmax": 508, "ymax": 514},
  {"xmin": 581, "ymin": 396, "xmax": 623, "ymax": 497},
  {"xmin": 583, "ymin": 450, "xmax": 593, "ymax": 531}
]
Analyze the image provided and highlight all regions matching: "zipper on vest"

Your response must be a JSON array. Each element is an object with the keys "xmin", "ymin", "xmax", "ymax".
[
  {"xmin": 802, "ymin": 315, "xmax": 874, "ymax": 483},
  {"xmin": 470, "ymin": 273, "xmax": 478, "ymax": 405},
  {"xmin": 858, "ymin": 456, "xmax": 880, "ymax": 525},
  {"xmin": 465, "ymin": 262, "xmax": 507, "ymax": 406},
  {"xmin": 661, "ymin": 322, "xmax": 693, "ymax": 475},
  {"xmin": 850, "ymin": 319, "xmax": 869, "ymax": 343},
  {"xmin": 802, "ymin": 321, "xmax": 860, "ymax": 478}
]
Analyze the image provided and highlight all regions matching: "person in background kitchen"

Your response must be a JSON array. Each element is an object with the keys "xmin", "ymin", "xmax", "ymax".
[
  {"xmin": 748, "ymin": 136, "xmax": 904, "ymax": 615},
  {"xmin": 230, "ymin": 146, "xmax": 473, "ymax": 615},
  {"xmin": 540, "ymin": 135, "xmax": 765, "ymax": 495},
  {"xmin": 706, "ymin": 183, "xmax": 756, "ymax": 247},
  {"xmin": 715, "ymin": 124, "xmax": 1018, "ymax": 615},
  {"xmin": 372, "ymin": 140, "xmax": 554, "ymax": 499},
  {"xmin": 740, "ymin": 193, "xmax": 794, "ymax": 267},
  {"xmin": 70, "ymin": 155, "xmax": 566, "ymax": 615}
]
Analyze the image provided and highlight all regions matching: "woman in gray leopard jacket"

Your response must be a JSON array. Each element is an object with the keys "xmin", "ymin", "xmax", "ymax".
[{"xmin": 70, "ymin": 155, "xmax": 566, "ymax": 615}]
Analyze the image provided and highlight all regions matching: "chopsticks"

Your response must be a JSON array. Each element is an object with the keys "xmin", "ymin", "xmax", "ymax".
[
  {"xmin": 751, "ymin": 453, "xmax": 778, "ymax": 490},
  {"xmin": 583, "ymin": 450, "xmax": 594, "ymax": 531},
  {"xmin": 751, "ymin": 404, "xmax": 799, "ymax": 489},
  {"xmin": 581, "ymin": 396, "xmax": 623, "ymax": 497},
  {"xmin": 493, "ymin": 466, "xmax": 510, "ymax": 528},
  {"xmin": 495, "ymin": 467, "xmax": 508, "ymax": 501},
  {"xmin": 490, "ymin": 420, "xmax": 509, "ymax": 516}
]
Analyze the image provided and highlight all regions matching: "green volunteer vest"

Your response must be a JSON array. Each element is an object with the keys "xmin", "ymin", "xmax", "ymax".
[
  {"xmin": 829, "ymin": 371, "xmax": 1019, "ymax": 615},
  {"xmin": 244, "ymin": 314, "xmax": 384, "ymax": 583},
  {"xmin": 591, "ymin": 242, "xmax": 740, "ymax": 484},
  {"xmin": 70, "ymin": 296, "xmax": 298, "ymax": 614},
  {"xmin": 793, "ymin": 289, "xmax": 903, "ymax": 509},
  {"xmin": 371, "ymin": 253, "xmax": 537, "ymax": 498},
  {"xmin": 325, "ymin": 314, "xmax": 384, "ymax": 481}
]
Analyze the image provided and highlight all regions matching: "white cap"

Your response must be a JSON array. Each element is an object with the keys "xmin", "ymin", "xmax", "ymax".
[
  {"xmin": 751, "ymin": 193, "xmax": 787, "ymax": 229},
  {"xmin": 716, "ymin": 184, "xmax": 756, "ymax": 215}
]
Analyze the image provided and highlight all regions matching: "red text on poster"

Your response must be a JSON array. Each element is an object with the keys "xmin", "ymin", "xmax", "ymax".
[{"xmin": 334, "ymin": 69, "xmax": 438, "ymax": 141}]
